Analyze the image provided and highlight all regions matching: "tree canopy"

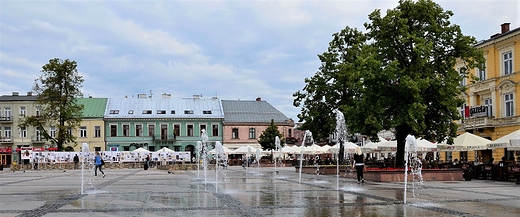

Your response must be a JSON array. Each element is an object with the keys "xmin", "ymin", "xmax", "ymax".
[
  {"xmin": 19, "ymin": 58, "xmax": 84, "ymax": 151},
  {"xmin": 258, "ymin": 119, "xmax": 286, "ymax": 151},
  {"xmin": 293, "ymin": 0, "xmax": 484, "ymax": 166}
]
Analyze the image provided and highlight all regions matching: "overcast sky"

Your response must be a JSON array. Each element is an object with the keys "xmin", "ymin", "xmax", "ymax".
[{"xmin": 1, "ymin": 0, "xmax": 519, "ymax": 121}]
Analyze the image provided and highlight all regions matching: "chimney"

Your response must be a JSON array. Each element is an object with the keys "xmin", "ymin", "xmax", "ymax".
[
  {"xmin": 12, "ymin": 92, "xmax": 19, "ymax": 96},
  {"xmin": 27, "ymin": 92, "xmax": 32, "ymax": 96},
  {"xmin": 501, "ymin": 23, "xmax": 510, "ymax": 34},
  {"xmin": 256, "ymin": 97, "xmax": 261, "ymax": 101}
]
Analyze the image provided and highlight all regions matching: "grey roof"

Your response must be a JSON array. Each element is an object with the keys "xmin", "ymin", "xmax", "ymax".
[
  {"xmin": 0, "ymin": 95, "xmax": 38, "ymax": 101},
  {"xmin": 221, "ymin": 100, "xmax": 289, "ymax": 124},
  {"xmin": 105, "ymin": 97, "xmax": 224, "ymax": 119}
]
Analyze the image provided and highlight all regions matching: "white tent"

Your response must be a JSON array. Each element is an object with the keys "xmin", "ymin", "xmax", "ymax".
[
  {"xmin": 303, "ymin": 144, "xmax": 329, "ymax": 154},
  {"xmin": 487, "ymin": 129, "xmax": 520, "ymax": 149},
  {"xmin": 361, "ymin": 137, "xmax": 387, "ymax": 153},
  {"xmin": 438, "ymin": 132, "xmax": 490, "ymax": 151},
  {"xmin": 509, "ymin": 135, "xmax": 520, "ymax": 150},
  {"xmin": 377, "ymin": 139, "xmax": 437, "ymax": 152},
  {"xmin": 281, "ymin": 145, "xmax": 300, "ymax": 154}
]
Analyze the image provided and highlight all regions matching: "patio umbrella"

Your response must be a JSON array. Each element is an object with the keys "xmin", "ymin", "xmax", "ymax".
[
  {"xmin": 438, "ymin": 132, "xmax": 490, "ymax": 151},
  {"xmin": 233, "ymin": 145, "xmax": 257, "ymax": 154},
  {"xmin": 208, "ymin": 146, "xmax": 233, "ymax": 154},
  {"xmin": 303, "ymin": 144, "xmax": 329, "ymax": 154},
  {"xmin": 328, "ymin": 142, "xmax": 359, "ymax": 153},
  {"xmin": 487, "ymin": 129, "xmax": 520, "ymax": 149},
  {"xmin": 509, "ymin": 135, "xmax": 520, "ymax": 150},
  {"xmin": 156, "ymin": 147, "xmax": 175, "ymax": 153},
  {"xmin": 132, "ymin": 147, "xmax": 151, "ymax": 153}
]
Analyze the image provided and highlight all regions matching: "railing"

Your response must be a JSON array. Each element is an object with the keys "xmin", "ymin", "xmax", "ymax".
[
  {"xmin": 0, "ymin": 116, "xmax": 13, "ymax": 122},
  {"xmin": 152, "ymin": 134, "xmax": 176, "ymax": 142},
  {"xmin": 462, "ymin": 117, "xmax": 494, "ymax": 128},
  {"xmin": 0, "ymin": 136, "xmax": 12, "ymax": 143},
  {"xmin": 31, "ymin": 135, "xmax": 45, "ymax": 143}
]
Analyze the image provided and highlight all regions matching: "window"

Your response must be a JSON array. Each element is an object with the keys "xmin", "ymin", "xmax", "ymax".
[
  {"xmin": 67, "ymin": 127, "xmax": 72, "ymax": 136},
  {"xmin": 94, "ymin": 126, "xmax": 101, "ymax": 138},
  {"xmin": 288, "ymin": 128, "xmax": 292, "ymax": 137},
  {"xmin": 128, "ymin": 110, "xmax": 134, "ymax": 114},
  {"xmin": 110, "ymin": 125, "xmax": 117, "ymax": 137},
  {"xmin": 249, "ymin": 128, "xmax": 256, "ymax": 139},
  {"xmin": 136, "ymin": 124, "xmax": 142, "ymax": 137},
  {"xmin": 478, "ymin": 63, "xmax": 486, "ymax": 81},
  {"xmin": 459, "ymin": 68, "xmax": 466, "ymax": 86},
  {"xmin": 232, "ymin": 128, "xmax": 239, "ymax": 139},
  {"xmin": 35, "ymin": 128, "xmax": 42, "ymax": 141},
  {"xmin": 20, "ymin": 106, "xmax": 26, "ymax": 117},
  {"xmin": 504, "ymin": 51, "xmax": 513, "ymax": 75},
  {"xmin": 4, "ymin": 107, "xmax": 11, "ymax": 120},
  {"xmin": 123, "ymin": 124, "xmax": 129, "ymax": 137},
  {"xmin": 20, "ymin": 127, "xmax": 27, "ymax": 138},
  {"xmin": 484, "ymin": 98, "xmax": 492, "ymax": 117},
  {"xmin": 505, "ymin": 93, "xmax": 514, "ymax": 117},
  {"xmin": 35, "ymin": 106, "xmax": 42, "ymax": 117},
  {"xmin": 109, "ymin": 110, "xmax": 119, "ymax": 114},
  {"xmin": 174, "ymin": 124, "xmax": 180, "ymax": 137},
  {"xmin": 161, "ymin": 124, "xmax": 168, "ymax": 140},
  {"xmin": 148, "ymin": 124, "xmax": 155, "ymax": 137},
  {"xmin": 80, "ymin": 126, "xmax": 87, "ymax": 138},
  {"xmin": 157, "ymin": 110, "xmax": 166, "ymax": 114},
  {"xmin": 184, "ymin": 110, "xmax": 194, "ymax": 114},
  {"xmin": 187, "ymin": 124, "xmax": 194, "ymax": 136},
  {"xmin": 212, "ymin": 124, "xmax": 219, "ymax": 136},
  {"xmin": 200, "ymin": 124, "xmax": 206, "ymax": 135},
  {"xmin": 143, "ymin": 110, "xmax": 152, "ymax": 114},
  {"xmin": 50, "ymin": 126, "xmax": 56, "ymax": 138},
  {"xmin": 4, "ymin": 126, "xmax": 11, "ymax": 139},
  {"xmin": 171, "ymin": 110, "xmax": 176, "ymax": 114},
  {"xmin": 203, "ymin": 110, "xmax": 212, "ymax": 114}
]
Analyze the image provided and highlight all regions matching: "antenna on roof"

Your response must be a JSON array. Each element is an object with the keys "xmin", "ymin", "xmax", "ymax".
[{"xmin": 149, "ymin": 90, "xmax": 153, "ymax": 98}]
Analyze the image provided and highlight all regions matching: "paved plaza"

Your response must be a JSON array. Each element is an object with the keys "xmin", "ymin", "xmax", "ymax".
[{"xmin": 0, "ymin": 166, "xmax": 519, "ymax": 217}]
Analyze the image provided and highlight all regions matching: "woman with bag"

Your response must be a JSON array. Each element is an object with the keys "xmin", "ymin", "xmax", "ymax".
[
  {"xmin": 353, "ymin": 146, "xmax": 364, "ymax": 184},
  {"xmin": 94, "ymin": 151, "xmax": 105, "ymax": 178}
]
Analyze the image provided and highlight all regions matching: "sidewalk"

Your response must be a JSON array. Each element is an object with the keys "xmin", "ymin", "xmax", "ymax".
[{"xmin": 0, "ymin": 166, "xmax": 519, "ymax": 217}]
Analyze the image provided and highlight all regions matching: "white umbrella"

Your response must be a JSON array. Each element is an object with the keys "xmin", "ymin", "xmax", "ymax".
[
  {"xmin": 361, "ymin": 136, "xmax": 387, "ymax": 153},
  {"xmin": 132, "ymin": 147, "xmax": 150, "ymax": 153},
  {"xmin": 156, "ymin": 147, "xmax": 175, "ymax": 153},
  {"xmin": 209, "ymin": 146, "xmax": 233, "ymax": 154},
  {"xmin": 303, "ymin": 144, "xmax": 328, "ymax": 154},
  {"xmin": 234, "ymin": 145, "xmax": 257, "ymax": 154},
  {"xmin": 328, "ymin": 142, "xmax": 359, "ymax": 153},
  {"xmin": 509, "ymin": 135, "xmax": 520, "ymax": 150},
  {"xmin": 438, "ymin": 132, "xmax": 490, "ymax": 151},
  {"xmin": 487, "ymin": 129, "xmax": 520, "ymax": 149}
]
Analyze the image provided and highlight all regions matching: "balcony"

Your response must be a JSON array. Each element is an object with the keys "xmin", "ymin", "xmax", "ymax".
[
  {"xmin": 152, "ymin": 134, "xmax": 176, "ymax": 143},
  {"xmin": 31, "ymin": 135, "xmax": 46, "ymax": 144},
  {"xmin": 0, "ymin": 136, "xmax": 12, "ymax": 143},
  {"xmin": 461, "ymin": 117, "xmax": 494, "ymax": 129},
  {"xmin": 0, "ymin": 116, "xmax": 13, "ymax": 123}
]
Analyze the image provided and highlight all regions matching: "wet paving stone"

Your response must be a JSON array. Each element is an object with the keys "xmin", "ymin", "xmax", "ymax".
[{"xmin": 0, "ymin": 167, "xmax": 519, "ymax": 217}]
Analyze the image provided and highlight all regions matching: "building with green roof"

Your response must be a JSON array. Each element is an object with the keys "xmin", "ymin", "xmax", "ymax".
[{"xmin": 74, "ymin": 98, "xmax": 108, "ymax": 152}]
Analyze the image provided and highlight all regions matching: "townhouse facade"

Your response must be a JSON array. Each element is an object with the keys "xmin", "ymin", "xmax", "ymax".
[
  {"xmin": 103, "ymin": 94, "xmax": 224, "ymax": 158},
  {"xmin": 74, "ymin": 98, "xmax": 108, "ymax": 152},
  {"xmin": 221, "ymin": 98, "xmax": 295, "ymax": 150},
  {"xmin": 442, "ymin": 23, "xmax": 520, "ymax": 163}
]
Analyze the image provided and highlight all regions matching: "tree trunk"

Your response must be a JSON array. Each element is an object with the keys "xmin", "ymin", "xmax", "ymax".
[{"xmin": 395, "ymin": 124, "xmax": 412, "ymax": 168}]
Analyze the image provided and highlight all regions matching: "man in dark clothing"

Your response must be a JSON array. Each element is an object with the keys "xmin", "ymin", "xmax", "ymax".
[{"xmin": 73, "ymin": 154, "xmax": 79, "ymax": 170}]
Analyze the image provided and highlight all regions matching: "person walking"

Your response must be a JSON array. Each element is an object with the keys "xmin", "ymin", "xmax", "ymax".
[
  {"xmin": 73, "ymin": 154, "xmax": 79, "ymax": 170},
  {"xmin": 94, "ymin": 151, "xmax": 105, "ymax": 178},
  {"xmin": 353, "ymin": 146, "xmax": 365, "ymax": 184}
]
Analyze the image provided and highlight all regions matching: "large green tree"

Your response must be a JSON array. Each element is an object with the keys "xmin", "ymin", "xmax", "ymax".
[
  {"xmin": 294, "ymin": 0, "xmax": 484, "ymax": 167},
  {"xmin": 19, "ymin": 58, "xmax": 84, "ymax": 151},
  {"xmin": 258, "ymin": 119, "xmax": 286, "ymax": 151}
]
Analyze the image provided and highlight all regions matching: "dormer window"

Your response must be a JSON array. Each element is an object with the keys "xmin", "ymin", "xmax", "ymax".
[
  {"xmin": 142, "ymin": 110, "xmax": 152, "ymax": 114},
  {"xmin": 128, "ymin": 110, "xmax": 134, "ymax": 114},
  {"xmin": 203, "ymin": 110, "xmax": 212, "ymax": 114},
  {"xmin": 109, "ymin": 110, "xmax": 119, "ymax": 114},
  {"xmin": 157, "ymin": 110, "xmax": 166, "ymax": 114},
  {"xmin": 184, "ymin": 110, "xmax": 194, "ymax": 114},
  {"xmin": 171, "ymin": 110, "xmax": 176, "ymax": 114}
]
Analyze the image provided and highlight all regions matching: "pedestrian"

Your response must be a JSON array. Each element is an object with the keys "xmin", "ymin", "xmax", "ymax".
[
  {"xmin": 94, "ymin": 151, "xmax": 105, "ymax": 178},
  {"xmin": 353, "ymin": 146, "xmax": 365, "ymax": 184},
  {"xmin": 73, "ymin": 154, "xmax": 79, "ymax": 169}
]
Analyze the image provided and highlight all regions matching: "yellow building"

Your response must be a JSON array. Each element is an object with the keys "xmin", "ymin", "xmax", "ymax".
[
  {"xmin": 441, "ymin": 23, "xmax": 520, "ymax": 163},
  {"xmin": 74, "ymin": 98, "xmax": 108, "ymax": 152}
]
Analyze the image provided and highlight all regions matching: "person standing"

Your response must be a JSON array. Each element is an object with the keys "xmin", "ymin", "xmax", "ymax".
[
  {"xmin": 73, "ymin": 154, "xmax": 79, "ymax": 170},
  {"xmin": 94, "ymin": 151, "xmax": 105, "ymax": 178},
  {"xmin": 353, "ymin": 146, "xmax": 365, "ymax": 184}
]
